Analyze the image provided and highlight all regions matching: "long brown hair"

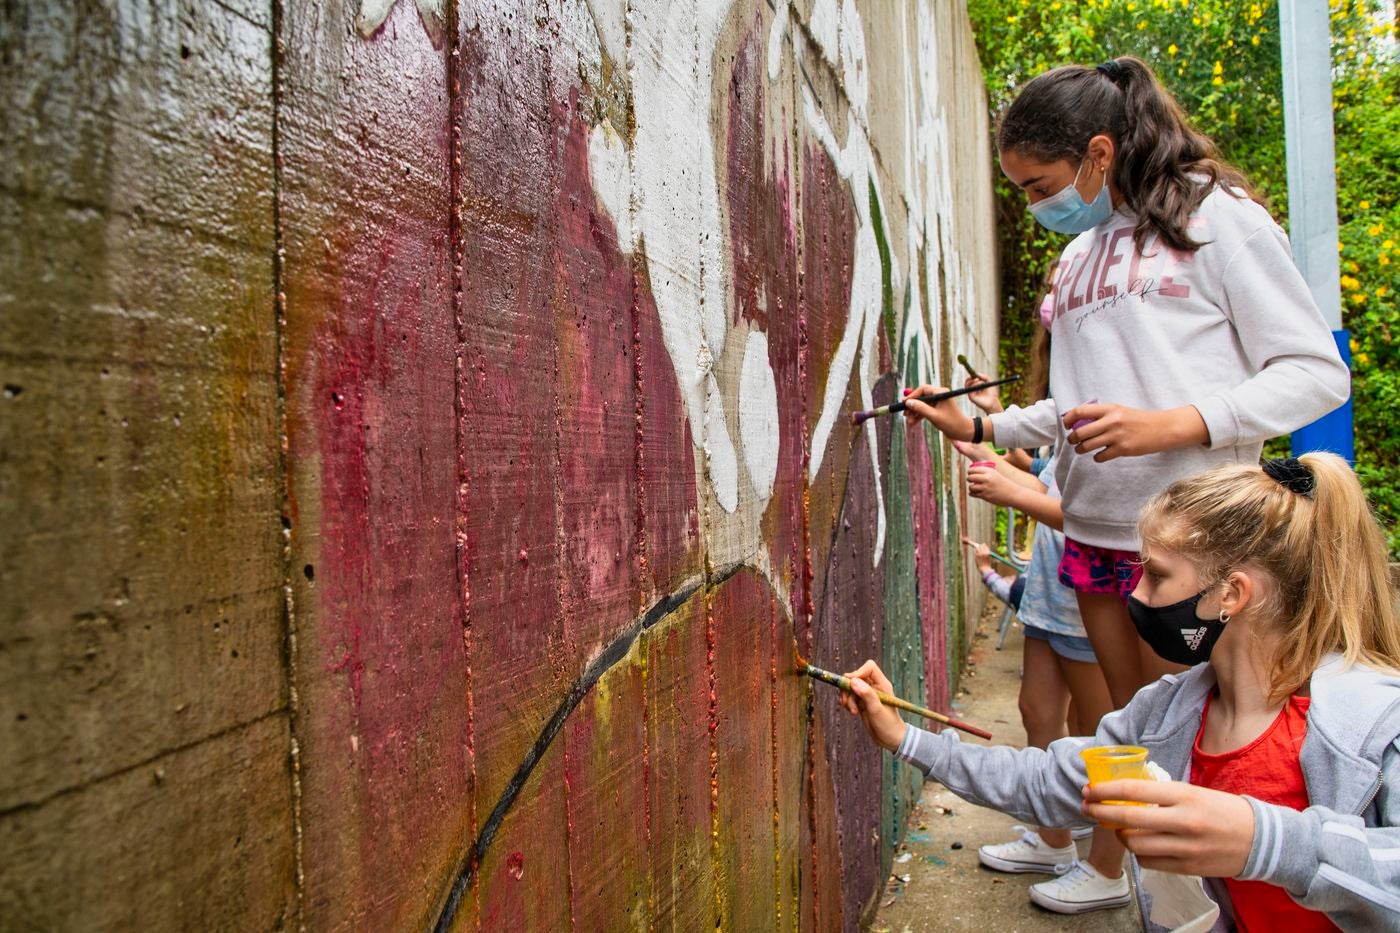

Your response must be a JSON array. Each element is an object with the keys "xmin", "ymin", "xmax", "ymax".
[
  {"xmin": 1139, "ymin": 454, "xmax": 1400, "ymax": 701},
  {"xmin": 996, "ymin": 56, "xmax": 1259, "ymax": 254}
]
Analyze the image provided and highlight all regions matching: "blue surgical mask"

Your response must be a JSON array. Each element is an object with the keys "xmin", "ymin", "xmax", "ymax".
[{"xmin": 1028, "ymin": 159, "xmax": 1112, "ymax": 234}]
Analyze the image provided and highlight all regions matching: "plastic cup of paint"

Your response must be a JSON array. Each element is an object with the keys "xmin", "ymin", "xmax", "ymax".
[
  {"xmin": 1070, "ymin": 398, "xmax": 1099, "ymax": 432},
  {"xmin": 969, "ymin": 460, "xmax": 997, "ymax": 471},
  {"xmin": 1080, "ymin": 745, "xmax": 1150, "ymax": 829}
]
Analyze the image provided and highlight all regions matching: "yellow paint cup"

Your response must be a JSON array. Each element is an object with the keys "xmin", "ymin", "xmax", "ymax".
[{"xmin": 1080, "ymin": 745, "xmax": 1149, "ymax": 829}]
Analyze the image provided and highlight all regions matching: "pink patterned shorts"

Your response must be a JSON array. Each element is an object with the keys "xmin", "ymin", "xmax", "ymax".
[{"xmin": 1058, "ymin": 537, "xmax": 1143, "ymax": 602}]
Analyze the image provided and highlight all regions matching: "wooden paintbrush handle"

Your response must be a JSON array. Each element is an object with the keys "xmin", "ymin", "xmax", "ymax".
[{"xmin": 877, "ymin": 689, "xmax": 994, "ymax": 741}]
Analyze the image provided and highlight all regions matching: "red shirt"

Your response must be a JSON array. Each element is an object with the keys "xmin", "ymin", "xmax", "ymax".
[{"xmin": 1190, "ymin": 692, "xmax": 1339, "ymax": 933}]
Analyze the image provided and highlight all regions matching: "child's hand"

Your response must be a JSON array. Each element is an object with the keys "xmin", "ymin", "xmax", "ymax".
[
  {"xmin": 1082, "ymin": 780, "xmax": 1255, "ymax": 877},
  {"xmin": 1062, "ymin": 404, "xmax": 1209, "ymax": 462},
  {"xmin": 951, "ymin": 439, "xmax": 1000, "ymax": 463},
  {"xmin": 964, "ymin": 374, "xmax": 1004, "ymax": 414},
  {"xmin": 967, "ymin": 462, "xmax": 1019, "ymax": 507},
  {"xmin": 962, "ymin": 536, "xmax": 993, "ymax": 573},
  {"xmin": 837, "ymin": 660, "xmax": 909, "ymax": 752},
  {"xmin": 902, "ymin": 385, "xmax": 977, "ymax": 441}
]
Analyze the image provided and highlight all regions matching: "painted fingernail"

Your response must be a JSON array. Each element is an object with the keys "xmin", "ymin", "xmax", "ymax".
[{"xmin": 903, "ymin": 387, "xmax": 912, "ymax": 396}]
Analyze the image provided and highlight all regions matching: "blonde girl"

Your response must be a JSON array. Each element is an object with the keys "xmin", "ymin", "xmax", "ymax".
[{"xmin": 843, "ymin": 453, "xmax": 1400, "ymax": 930}]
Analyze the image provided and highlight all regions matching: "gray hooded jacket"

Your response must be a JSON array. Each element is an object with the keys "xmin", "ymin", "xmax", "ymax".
[{"xmin": 895, "ymin": 656, "xmax": 1400, "ymax": 929}]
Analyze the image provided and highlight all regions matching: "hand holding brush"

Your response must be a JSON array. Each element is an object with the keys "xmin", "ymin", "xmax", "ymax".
[
  {"xmin": 849, "ymin": 375, "xmax": 1021, "ymax": 427},
  {"xmin": 796, "ymin": 649, "xmax": 993, "ymax": 745}
]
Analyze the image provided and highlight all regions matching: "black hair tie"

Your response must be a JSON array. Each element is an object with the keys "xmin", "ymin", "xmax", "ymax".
[
  {"xmin": 1262, "ymin": 457, "xmax": 1316, "ymax": 498},
  {"xmin": 1096, "ymin": 60, "xmax": 1126, "ymax": 85}
]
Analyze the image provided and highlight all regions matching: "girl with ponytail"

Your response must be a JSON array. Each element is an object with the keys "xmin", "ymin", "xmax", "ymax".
[
  {"xmin": 842, "ymin": 454, "xmax": 1400, "ymax": 930},
  {"xmin": 900, "ymin": 55, "xmax": 1352, "ymax": 912}
]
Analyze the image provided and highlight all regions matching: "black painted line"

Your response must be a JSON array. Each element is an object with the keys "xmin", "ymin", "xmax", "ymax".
[{"xmin": 430, "ymin": 560, "xmax": 747, "ymax": 933}]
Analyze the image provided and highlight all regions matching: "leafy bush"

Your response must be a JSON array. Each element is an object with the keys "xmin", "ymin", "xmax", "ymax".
[{"xmin": 968, "ymin": 0, "xmax": 1400, "ymax": 555}]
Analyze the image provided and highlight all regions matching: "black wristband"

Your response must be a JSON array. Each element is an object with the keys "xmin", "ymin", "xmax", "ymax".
[{"xmin": 971, "ymin": 416, "xmax": 984, "ymax": 444}]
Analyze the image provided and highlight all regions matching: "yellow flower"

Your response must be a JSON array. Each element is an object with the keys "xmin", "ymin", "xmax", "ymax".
[
  {"xmin": 1007, "ymin": 14, "xmax": 1017, "ymax": 23},
  {"xmin": 1383, "ymin": 240, "xmax": 1395, "ymax": 250},
  {"xmin": 1050, "ymin": 1, "xmax": 1061, "ymax": 9},
  {"xmin": 1351, "ymin": 337, "xmax": 1360, "ymax": 353},
  {"xmin": 1379, "ymin": 285, "xmax": 1391, "ymax": 298},
  {"xmin": 1360, "ymin": 200, "xmax": 1371, "ymax": 210},
  {"xmin": 1369, "ymin": 225, "xmax": 1385, "ymax": 237},
  {"xmin": 1351, "ymin": 292, "xmax": 1368, "ymax": 305},
  {"xmin": 1341, "ymin": 274, "xmax": 1361, "ymax": 290},
  {"xmin": 1126, "ymin": 1, "xmax": 1136, "ymax": 9},
  {"xmin": 1382, "ymin": 255, "xmax": 1392, "ymax": 266},
  {"xmin": 1358, "ymin": 352, "xmax": 1371, "ymax": 366},
  {"xmin": 1168, "ymin": 43, "xmax": 1179, "ymax": 55},
  {"xmin": 1213, "ymin": 61, "xmax": 1223, "ymax": 76},
  {"xmin": 1138, "ymin": 20, "xmax": 1148, "ymax": 30},
  {"xmin": 1252, "ymin": 34, "xmax": 1261, "ymax": 46},
  {"xmin": 1348, "ymin": 261, "xmax": 1361, "ymax": 273},
  {"xmin": 1212, "ymin": 76, "xmax": 1223, "ymax": 86}
]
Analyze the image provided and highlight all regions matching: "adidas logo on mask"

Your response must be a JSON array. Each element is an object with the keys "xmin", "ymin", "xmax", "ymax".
[{"xmin": 1180, "ymin": 628, "xmax": 1209, "ymax": 650}]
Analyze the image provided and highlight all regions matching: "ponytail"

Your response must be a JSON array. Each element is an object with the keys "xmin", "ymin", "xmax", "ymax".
[
  {"xmin": 996, "ymin": 56, "xmax": 1260, "ymax": 254},
  {"xmin": 1139, "ymin": 453, "xmax": 1400, "ymax": 702},
  {"xmin": 1274, "ymin": 454, "xmax": 1400, "ymax": 697}
]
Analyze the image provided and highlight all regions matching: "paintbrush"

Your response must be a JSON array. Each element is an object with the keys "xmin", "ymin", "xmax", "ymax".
[
  {"xmin": 956, "ymin": 354, "xmax": 981, "ymax": 378},
  {"xmin": 795, "ymin": 649, "xmax": 993, "ymax": 741},
  {"xmin": 849, "ymin": 375, "xmax": 1021, "ymax": 427}
]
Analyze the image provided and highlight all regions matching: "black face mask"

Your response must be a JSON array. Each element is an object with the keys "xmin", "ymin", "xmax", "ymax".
[{"xmin": 1127, "ymin": 589, "xmax": 1227, "ymax": 666}]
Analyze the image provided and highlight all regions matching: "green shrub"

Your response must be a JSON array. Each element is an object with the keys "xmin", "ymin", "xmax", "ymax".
[{"xmin": 968, "ymin": 0, "xmax": 1400, "ymax": 554}]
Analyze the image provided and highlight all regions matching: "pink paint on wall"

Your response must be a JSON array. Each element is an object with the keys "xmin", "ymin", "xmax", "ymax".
[{"xmin": 907, "ymin": 421, "xmax": 950, "ymax": 714}]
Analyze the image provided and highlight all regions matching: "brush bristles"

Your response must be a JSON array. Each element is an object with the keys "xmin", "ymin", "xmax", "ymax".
[{"xmin": 850, "ymin": 411, "xmax": 870, "ymax": 426}]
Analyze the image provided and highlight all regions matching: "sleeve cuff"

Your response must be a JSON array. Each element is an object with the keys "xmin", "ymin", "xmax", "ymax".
[
  {"xmin": 895, "ymin": 723, "xmax": 922, "ymax": 762},
  {"xmin": 1192, "ymin": 394, "xmax": 1240, "ymax": 450},
  {"xmin": 1238, "ymin": 797, "xmax": 1318, "ymax": 895},
  {"xmin": 988, "ymin": 411, "xmax": 1023, "ymax": 450}
]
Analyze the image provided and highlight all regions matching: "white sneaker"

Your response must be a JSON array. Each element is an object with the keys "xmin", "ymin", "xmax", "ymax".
[
  {"xmin": 1028, "ymin": 861, "xmax": 1131, "ymax": 914},
  {"xmin": 977, "ymin": 826, "xmax": 1077, "ymax": 874}
]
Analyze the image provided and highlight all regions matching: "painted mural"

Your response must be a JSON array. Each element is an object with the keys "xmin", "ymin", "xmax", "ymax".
[{"xmin": 1, "ymin": 0, "xmax": 997, "ymax": 929}]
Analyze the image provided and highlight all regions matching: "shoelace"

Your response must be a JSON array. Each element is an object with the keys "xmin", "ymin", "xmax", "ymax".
[
  {"xmin": 1004, "ymin": 825, "xmax": 1076, "ymax": 875},
  {"xmin": 1051, "ymin": 861, "xmax": 1090, "ymax": 881}
]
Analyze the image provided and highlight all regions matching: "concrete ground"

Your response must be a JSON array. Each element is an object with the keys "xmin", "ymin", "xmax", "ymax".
[{"xmin": 868, "ymin": 608, "xmax": 1142, "ymax": 933}]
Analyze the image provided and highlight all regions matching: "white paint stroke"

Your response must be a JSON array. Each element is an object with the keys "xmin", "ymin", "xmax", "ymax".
[
  {"xmin": 796, "ymin": 70, "xmax": 887, "ymax": 564},
  {"xmin": 623, "ymin": 0, "xmax": 739, "ymax": 511},
  {"xmin": 585, "ymin": 0, "xmax": 627, "ymax": 67},
  {"xmin": 587, "ymin": 122, "xmax": 635, "ymax": 252},
  {"xmin": 739, "ymin": 330, "xmax": 779, "ymax": 503},
  {"xmin": 704, "ymin": 371, "xmax": 739, "ymax": 513},
  {"xmin": 766, "ymin": 2, "xmax": 788, "ymax": 83}
]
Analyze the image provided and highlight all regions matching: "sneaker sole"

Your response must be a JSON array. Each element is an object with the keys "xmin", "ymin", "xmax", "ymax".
[
  {"xmin": 1027, "ymin": 885, "xmax": 1132, "ymax": 914},
  {"xmin": 977, "ymin": 851, "xmax": 1075, "ymax": 874}
]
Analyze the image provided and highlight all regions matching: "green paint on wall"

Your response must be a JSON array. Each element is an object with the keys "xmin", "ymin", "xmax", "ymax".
[
  {"xmin": 879, "ymin": 403, "xmax": 926, "ymax": 880},
  {"xmin": 867, "ymin": 178, "xmax": 898, "ymax": 352}
]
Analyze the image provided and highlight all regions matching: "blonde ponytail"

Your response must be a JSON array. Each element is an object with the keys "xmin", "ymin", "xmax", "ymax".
[{"xmin": 1139, "ymin": 453, "xmax": 1400, "ymax": 701}]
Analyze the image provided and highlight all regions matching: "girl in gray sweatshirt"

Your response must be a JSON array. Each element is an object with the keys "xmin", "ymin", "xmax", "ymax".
[
  {"xmin": 841, "ymin": 453, "xmax": 1400, "ymax": 931},
  {"xmin": 903, "ymin": 57, "xmax": 1350, "ymax": 720}
]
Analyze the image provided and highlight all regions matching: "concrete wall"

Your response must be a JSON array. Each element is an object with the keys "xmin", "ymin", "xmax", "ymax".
[{"xmin": 0, "ymin": 0, "xmax": 997, "ymax": 929}]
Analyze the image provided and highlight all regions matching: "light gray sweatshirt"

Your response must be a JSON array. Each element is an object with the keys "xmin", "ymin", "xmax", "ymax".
[
  {"xmin": 896, "ymin": 656, "xmax": 1400, "ymax": 930},
  {"xmin": 989, "ymin": 187, "xmax": 1351, "ymax": 549}
]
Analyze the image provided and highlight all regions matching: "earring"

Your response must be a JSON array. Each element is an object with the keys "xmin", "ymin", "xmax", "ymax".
[{"xmin": 1218, "ymin": 610, "xmax": 1231, "ymax": 624}]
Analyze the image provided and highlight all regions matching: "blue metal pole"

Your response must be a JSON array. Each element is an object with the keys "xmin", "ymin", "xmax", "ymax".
[
  {"xmin": 1280, "ymin": 0, "xmax": 1354, "ymax": 463},
  {"xmin": 1292, "ymin": 330, "xmax": 1355, "ymax": 464}
]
